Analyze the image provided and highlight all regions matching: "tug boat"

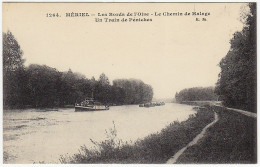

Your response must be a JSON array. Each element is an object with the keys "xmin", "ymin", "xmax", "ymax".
[{"xmin": 75, "ymin": 98, "xmax": 109, "ymax": 111}]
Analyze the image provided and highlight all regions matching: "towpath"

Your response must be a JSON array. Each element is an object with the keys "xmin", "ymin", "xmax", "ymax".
[
  {"xmin": 166, "ymin": 104, "xmax": 256, "ymax": 164},
  {"xmin": 166, "ymin": 112, "xmax": 219, "ymax": 164},
  {"xmin": 215, "ymin": 105, "xmax": 257, "ymax": 119}
]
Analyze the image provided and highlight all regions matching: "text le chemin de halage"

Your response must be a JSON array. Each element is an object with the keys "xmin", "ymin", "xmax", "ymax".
[{"xmin": 46, "ymin": 11, "xmax": 211, "ymax": 22}]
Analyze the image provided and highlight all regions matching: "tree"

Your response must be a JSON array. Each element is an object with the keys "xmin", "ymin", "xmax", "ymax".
[
  {"xmin": 2, "ymin": 31, "xmax": 154, "ymax": 108},
  {"xmin": 3, "ymin": 31, "xmax": 24, "ymax": 72},
  {"xmin": 215, "ymin": 3, "xmax": 256, "ymax": 112},
  {"xmin": 3, "ymin": 31, "xmax": 27, "ymax": 108},
  {"xmin": 95, "ymin": 73, "xmax": 110, "ymax": 103},
  {"xmin": 27, "ymin": 64, "xmax": 61, "ymax": 107},
  {"xmin": 175, "ymin": 87, "xmax": 218, "ymax": 102},
  {"xmin": 112, "ymin": 79, "xmax": 153, "ymax": 104}
]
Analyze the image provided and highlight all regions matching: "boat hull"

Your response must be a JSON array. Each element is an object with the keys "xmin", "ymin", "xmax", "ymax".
[{"xmin": 75, "ymin": 105, "xmax": 109, "ymax": 112}]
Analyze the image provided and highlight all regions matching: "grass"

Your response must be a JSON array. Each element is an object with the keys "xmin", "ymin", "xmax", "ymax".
[
  {"xmin": 176, "ymin": 106, "xmax": 257, "ymax": 164},
  {"xmin": 60, "ymin": 109, "xmax": 215, "ymax": 164}
]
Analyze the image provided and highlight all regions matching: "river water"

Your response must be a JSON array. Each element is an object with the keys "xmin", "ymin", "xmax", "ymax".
[{"xmin": 3, "ymin": 103, "xmax": 196, "ymax": 164}]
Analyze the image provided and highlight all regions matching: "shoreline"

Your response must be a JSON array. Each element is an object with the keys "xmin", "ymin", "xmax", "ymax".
[
  {"xmin": 176, "ymin": 104, "xmax": 257, "ymax": 164},
  {"xmin": 166, "ymin": 112, "xmax": 219, "ymax": 164},
  {"xmin": 60, "ymin": 106, "xmax": 215, "ymax": 164},
  {"xmin": 4, "ymin": 102, "xmax": 256, "ymax": 164},
  {"xmin": 3, "ymin": 104, "xmax": 144, "ymax": 111},
  {"xmin": 60, "ymin": 102, "xmax": 257, "ymax": 164}
]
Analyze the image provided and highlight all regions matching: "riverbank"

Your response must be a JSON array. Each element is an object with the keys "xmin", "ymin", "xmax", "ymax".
[
  {"xmin": 176, "ymin": 105, "xmax": 257, "ymax": 163},
  {"xmin": 60, "ymin": 108, "xmax": 215, "ymax": 163},
  {"xmin": 3, "ymin": 104, "xmax": 197, "ymax": 163}
]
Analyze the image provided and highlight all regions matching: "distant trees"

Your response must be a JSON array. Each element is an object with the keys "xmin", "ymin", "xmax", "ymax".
[
  {"xmin": 112, "ymin": 79, "xmax": 153, "ymax": 104},
  {"xmin": 175, "ymin": 87, "xmax": 218, "ymax": 102},
  {"xmin": 3, "ymin": 31, "xmax": 153, "ymax": 109},
  {"xmin": 26, "ymin": 64, "xmax": 61, "ymax": 107},
  {"xmin": 215, "ymin": 3, "xmax": 256, "ymax": 112},
  {"xmin": 95, "ymin": 73, "xmax": 111, "ymax": 104}
]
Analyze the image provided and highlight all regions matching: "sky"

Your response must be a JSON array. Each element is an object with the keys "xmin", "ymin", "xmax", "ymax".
[{"xmin": 3, "ymin": 3, "xmax": 246, "ymax": 99}]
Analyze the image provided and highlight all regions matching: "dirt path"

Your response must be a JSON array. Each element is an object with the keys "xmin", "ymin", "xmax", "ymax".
[
  {"xmin": 166, "ymin": 112, "xmax": 219, "ymax": 164},
  {"xmin": 215, "ymin": 105, "xmax": 257, "ymax": 119}
]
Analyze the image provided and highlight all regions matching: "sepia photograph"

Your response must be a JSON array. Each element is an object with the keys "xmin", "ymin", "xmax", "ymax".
[{"xmin": 2, "ymin": 2, "xmax": 257, "ymax": 164}]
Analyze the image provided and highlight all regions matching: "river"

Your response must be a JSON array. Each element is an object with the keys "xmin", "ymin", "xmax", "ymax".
[{"xmin": 3, "ymin": 103, "xmax": 196, "ymax": 164}]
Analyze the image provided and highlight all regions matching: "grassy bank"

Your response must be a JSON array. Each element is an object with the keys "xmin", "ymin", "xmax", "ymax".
[
  {"xmin": 176, "ymin": 106, "xmax": 257, "ymax": 164},
  {"xmin": 60, "ymin": 109, "xmax": 215, "ymax": 164}
]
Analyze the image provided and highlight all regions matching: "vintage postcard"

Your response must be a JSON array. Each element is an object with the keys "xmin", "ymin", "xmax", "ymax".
[{"xmin": 2, "ymin": 2, "xmax": 257, "ymax": 164}]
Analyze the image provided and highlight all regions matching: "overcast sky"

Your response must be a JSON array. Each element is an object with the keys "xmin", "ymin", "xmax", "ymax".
[{"xmin": 3, "ymin": 3, "xmax": 246, "ymax": 99}]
